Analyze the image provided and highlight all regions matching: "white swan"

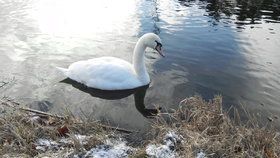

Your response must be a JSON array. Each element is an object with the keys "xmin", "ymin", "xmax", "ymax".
[{"xmin": 57, "ymin": 33, "xmax": 164, "ymax": 90}]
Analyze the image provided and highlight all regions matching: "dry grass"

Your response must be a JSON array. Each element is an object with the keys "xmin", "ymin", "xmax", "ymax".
[
  {"xmin": 1, "ymin": 96, "xmax": 280, "ymax": 158},
  {"xmin": 147, "ymin": 96, "xmax": 280, "ymax": 158},
  {"xmin": 0, "ymin": 98, "xmax": 107, "ymax": 157}
]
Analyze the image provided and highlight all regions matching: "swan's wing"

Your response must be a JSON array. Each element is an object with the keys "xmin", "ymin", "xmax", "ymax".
[{"xmin": 66, "ymin": 57, "xmax": 142, "ymax": 90}]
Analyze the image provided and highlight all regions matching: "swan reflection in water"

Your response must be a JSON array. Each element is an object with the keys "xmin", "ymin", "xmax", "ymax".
[{"xmin": 61, "ymin": 78, "xmax": 158, "ymax": 117}]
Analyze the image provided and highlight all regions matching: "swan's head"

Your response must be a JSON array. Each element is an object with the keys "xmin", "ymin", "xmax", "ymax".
[{"xmin": 142, "ymin": 33, "xmax": 164, "ymax": 57}]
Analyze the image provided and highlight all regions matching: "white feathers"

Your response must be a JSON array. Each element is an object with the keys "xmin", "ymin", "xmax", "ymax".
[
  {"xmin": 60, "ymin": 57, "xmax": 143, "ymax": 90},
  {"xmin": 56, "ymin": 33, "xmax": 161, "ymax": 90}
]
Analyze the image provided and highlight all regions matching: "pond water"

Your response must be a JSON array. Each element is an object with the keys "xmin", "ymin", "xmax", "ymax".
[{"xmin": 0, "ymin": 0, "xmax": 280, "ymax": 131}]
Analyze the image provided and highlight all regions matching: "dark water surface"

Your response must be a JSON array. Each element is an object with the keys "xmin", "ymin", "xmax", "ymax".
[{"xmin": 1, "ymin": 0, "xmax": 280, "ymax": 130}]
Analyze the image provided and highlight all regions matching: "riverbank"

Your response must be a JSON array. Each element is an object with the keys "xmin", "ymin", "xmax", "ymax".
[{"xmin": 0, "ymin": 96, "xmax": 279, "ymax": 158}]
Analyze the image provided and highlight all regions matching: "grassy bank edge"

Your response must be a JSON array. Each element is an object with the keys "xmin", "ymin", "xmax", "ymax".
[{"xmin": 1, "ymin": 96, "xmax": 279, "ymax": 157}]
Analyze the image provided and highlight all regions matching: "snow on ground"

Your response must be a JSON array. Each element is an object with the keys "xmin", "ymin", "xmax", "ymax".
[
  {"xmin": 35, "ymin": 135, "xmax": 133, "ymax": 158},
  {"xmin": 196, "ymin": 151, "xmax": 206, "ymax": 158},
  {"xmin": 34, "ymin": 131, "xmax": 186, "ymax": 158},
  {"xmin": 82, "ymin": 139, "xmax": 134, "ymax": 158},
  {"xmin": 35, "ymin": 138, "xmax": 59, "ymax": 152},
  {"xmin": 35, "ymin": 134, "xmax": 89, "ymax": 152},
  {"xmin": 146, "ymin": 131, "xmax": 181, "ymax": 158},
  {"xmin": 59, "ymin": 134, "xmax": 88, "ymax": 145}
]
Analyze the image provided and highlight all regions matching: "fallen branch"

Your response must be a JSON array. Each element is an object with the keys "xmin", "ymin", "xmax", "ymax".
[
  {"xmin": 98, "ymin": 124, "xmax": 136, "ymax": 133},
  {"xmin": 19, "ymin": 107, "xmax": 135, "ymax": 133},
  {"xmin": 1, "ymin": 99, "xmax": 135, "ymax": 133},
  {"xmin": 19, "ymin": 107, "xmax": 66, "ymax": 119}
]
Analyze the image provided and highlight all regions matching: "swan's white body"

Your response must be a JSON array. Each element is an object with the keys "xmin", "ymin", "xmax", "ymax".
[
  {"xmin": 57, "ymin": 57, "xmax": 146, "ymax": 90},
  {"xmin": 57, "ymin": 33, "xmax": 162, "ymax": 90}
]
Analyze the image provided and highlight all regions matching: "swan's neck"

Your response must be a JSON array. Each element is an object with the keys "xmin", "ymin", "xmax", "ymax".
[{"xmin": 133, "ymin": 38, "xmax": 150, "ymax": 83}]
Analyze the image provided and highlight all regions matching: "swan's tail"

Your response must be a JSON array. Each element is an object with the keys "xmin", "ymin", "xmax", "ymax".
[{"xmin": 56, "ymin": 67, "xmax": 69, "ymax": 76}]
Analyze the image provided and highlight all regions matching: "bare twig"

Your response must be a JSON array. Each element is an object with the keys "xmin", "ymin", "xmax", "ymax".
[
  {"xmin": 19, "ymin": 107, "xmax": 135, "ymax": 133},
  {"xmin": 19, "ymin": 107, "xmax": 66, "ymax": 119},
  {"xmin": 97, "ymin": 124, "xmax": 136, "ymax": 133}
]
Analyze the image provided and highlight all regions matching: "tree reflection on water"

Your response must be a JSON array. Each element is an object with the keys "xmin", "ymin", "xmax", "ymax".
[{"xmin": 178, "ymin": 0, "xmax": 280, "ymax": 24}]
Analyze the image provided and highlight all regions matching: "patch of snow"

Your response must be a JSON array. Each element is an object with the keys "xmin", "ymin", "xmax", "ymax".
[
  {"xmin": 146, "ymin": 144, "xmax": 176, "ymax": 158},
  {"xmin": 35, "ymin": 139, "xmax": 59, "ymax": 152},
  {"xmin": 146, "ymin": 131, "xmax": 181, "ymax": 158},
  {"xmin": 75, "ymin": 134, "xmax": 88, "ymax": 144},
  {"xmin": 83, "ymin": 139, "xmax": 134, "ymax": 158},
  {"xmin": 29, "ymin": 116, "xmax": 40, "ymax": 123},
  {"xmin": 59, "ymin": 134, "xmax": 88, "ymax": 146},
  {"xmin": 35, "ymin": 135, "xmax": 134, "ymax": 157},
  {"xmin": 164, "ymin": 131, "xmax": 181, "ymax": 148},
  {"xmin": 58, "ymin": 138, "xmax": 71, "ymax": 145},
  {"xmin": 35, "ymin": 133, "xmax": 193, "ymax": 158},
  {"xmin": 196, "ymin": 151, "xmax": 206, "ymax": 158}
]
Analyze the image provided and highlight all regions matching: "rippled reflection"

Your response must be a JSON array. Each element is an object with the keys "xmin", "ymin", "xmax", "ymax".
[
  {"xmin": 204, "ymin": 0, "xmax": 280, "ymax": 24},
  {"xmin": 61, "ymin": 78, "xmax": 158, "ymax": 117}
]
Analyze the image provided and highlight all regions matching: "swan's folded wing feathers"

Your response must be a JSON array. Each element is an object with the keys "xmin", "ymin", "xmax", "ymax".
[{"xmin": 66, "ymin": 57, "xmax": 142, "ymax": 90}]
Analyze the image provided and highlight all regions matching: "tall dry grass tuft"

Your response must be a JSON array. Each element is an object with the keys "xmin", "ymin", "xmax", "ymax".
[
  {"xmin": 149, "ymin": 96, "xmax": 280, "ymax": 158},
  {"xmin": 0, "ymin": 99, "xmax": 107, "ymax": 157}
]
